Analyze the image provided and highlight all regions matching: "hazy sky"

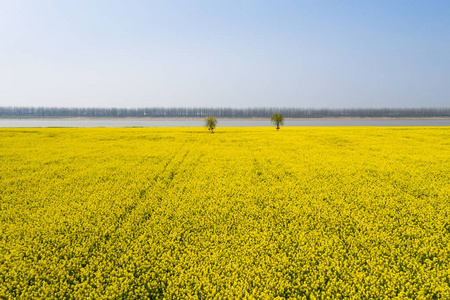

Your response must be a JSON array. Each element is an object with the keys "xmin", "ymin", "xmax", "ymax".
[{"xmin": 1, "ymin": 1, "xmax": 449, "ymax": 108}]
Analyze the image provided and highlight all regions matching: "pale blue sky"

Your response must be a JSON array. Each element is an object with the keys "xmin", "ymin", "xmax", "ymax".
[{"xmin": 1, "ymin": 1, "xmax": 449, "ymax": 108}]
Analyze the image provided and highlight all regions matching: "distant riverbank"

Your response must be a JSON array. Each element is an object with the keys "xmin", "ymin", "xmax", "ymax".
[
  {"xmin": 1, "ymin": 118, "xmax": 450, "ymax": 128},
  {"xmin": 2, "ymin": 116, "xmax": 450, "ymax": 120}
]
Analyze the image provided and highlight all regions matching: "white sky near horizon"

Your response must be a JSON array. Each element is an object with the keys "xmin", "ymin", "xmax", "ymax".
[{"xmin": 0, "ymin": 1, "xmax": 449, "ymax": 108}]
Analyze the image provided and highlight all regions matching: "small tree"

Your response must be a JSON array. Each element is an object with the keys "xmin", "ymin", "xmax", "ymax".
[
  {"xmin": 205, "ymin": 115, "xmax": 217, "ymax": 133},
  {"xmin": 271, "ymin": 113, "xmax": 284, "ymax": 131}
]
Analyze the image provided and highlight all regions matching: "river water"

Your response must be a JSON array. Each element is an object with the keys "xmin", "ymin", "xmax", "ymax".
[{"xmin": 1, "ymin": 119, "xmax": 450, "ymax": 128}]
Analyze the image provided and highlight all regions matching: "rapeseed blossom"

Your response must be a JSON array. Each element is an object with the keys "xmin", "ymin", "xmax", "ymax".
[{"xmin": 0, "ymin": 127, "xmax": 449, "ymax": 298}]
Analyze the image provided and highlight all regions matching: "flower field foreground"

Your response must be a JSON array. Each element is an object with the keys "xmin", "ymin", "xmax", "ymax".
[{"xmin": 1, "ymin": 127, "xmax": 450, "ymax": 299}]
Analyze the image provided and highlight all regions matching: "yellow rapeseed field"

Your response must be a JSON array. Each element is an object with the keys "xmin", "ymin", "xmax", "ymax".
[{"xmin": 1, "ymin": 127, "xmax": 450, "ymax": 299}]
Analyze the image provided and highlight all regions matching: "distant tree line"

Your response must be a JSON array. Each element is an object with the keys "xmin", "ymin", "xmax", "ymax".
[{"xmin": 1, "ymin": 106, "xmax": 449, "ymax": 118}]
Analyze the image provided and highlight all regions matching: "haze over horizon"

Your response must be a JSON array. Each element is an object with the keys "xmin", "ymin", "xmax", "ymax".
[{"xmin": 1, "ymin": 1, "xmax": 449, "ymax": 109}]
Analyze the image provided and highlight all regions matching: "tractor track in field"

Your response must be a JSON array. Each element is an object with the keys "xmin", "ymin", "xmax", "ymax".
[{"xmin": 101, "ymin": 145, "xmax": 196, "ymax": 244}]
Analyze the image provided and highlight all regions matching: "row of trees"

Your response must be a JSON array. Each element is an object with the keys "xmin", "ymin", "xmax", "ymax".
[
  {"xmin": 205, "ymin": 113, "xmax": 284, "ymax": 133},
  {"xmin": 1, "ymin": 106, "xmax": 449, "ymax": 119}
]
